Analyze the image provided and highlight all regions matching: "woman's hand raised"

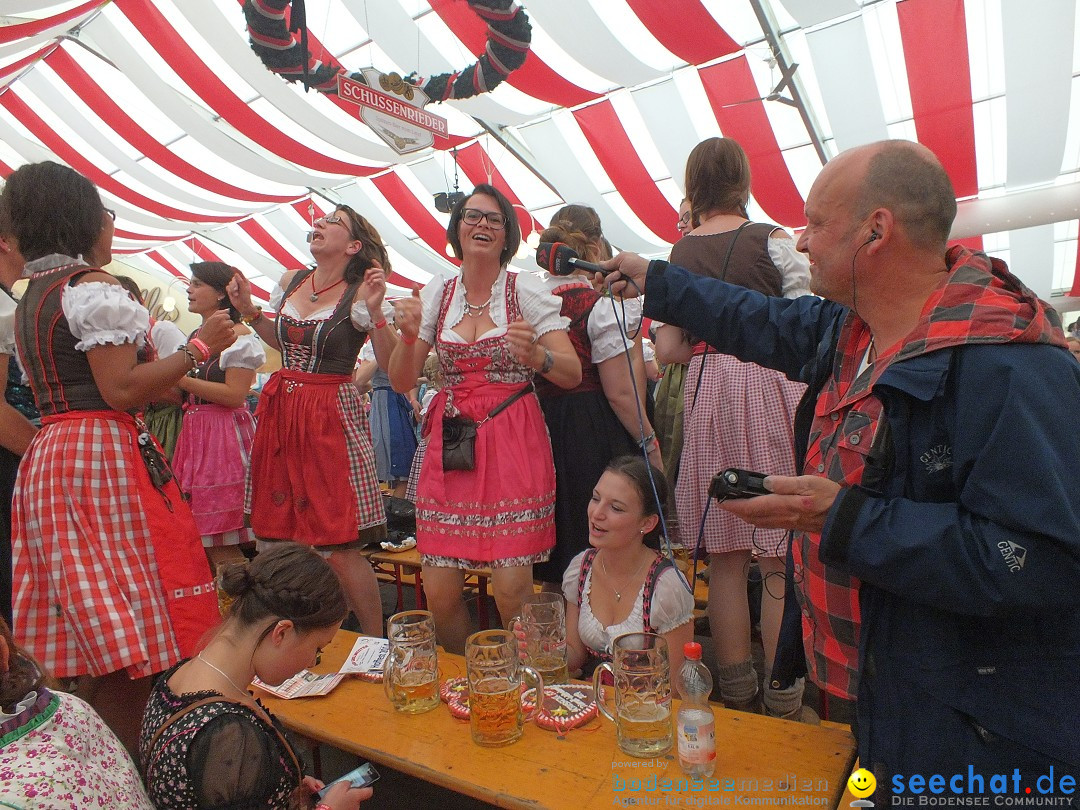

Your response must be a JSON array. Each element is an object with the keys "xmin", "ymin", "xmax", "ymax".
[
  {"xmin": 227, "ymin": 270, "xmax": 257, "ymax": 320},
  {"xmin": 196, "ymin": 310, "xmax": 238, "ymax": 356},
  {"xmin": 391, "ymin": 287, "xmax": 422, "ymax": 344},
  {"xmin": 359, "ymin": 263, "xmax": 387, "ymax": 320}
]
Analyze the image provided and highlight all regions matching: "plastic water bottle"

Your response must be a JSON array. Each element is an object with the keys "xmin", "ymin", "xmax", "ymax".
[{"xmin": 677, "ymin": 641, "xmax": 716, "ymax": 777}]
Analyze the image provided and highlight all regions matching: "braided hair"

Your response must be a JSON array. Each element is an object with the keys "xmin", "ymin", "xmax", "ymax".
[{"xmin": 218, "ymin": 544, "xmax": 347, "ymax": 633}]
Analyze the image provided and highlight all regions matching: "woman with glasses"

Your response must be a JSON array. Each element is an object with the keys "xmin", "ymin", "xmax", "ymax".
[
  {"xmin": 387, "ymin": 185, "xmax": 581, "ymax": 653},
  {"xmin": 1, "ymin": 161, "xmax": 235, "ymax": 756},
  {"xmin": 228, "ymin": 205, "xmax": 395, "ymax": 638},
  {"xmin": 140, "ymin": 543, "xmax": 371, "ymax": 810}
]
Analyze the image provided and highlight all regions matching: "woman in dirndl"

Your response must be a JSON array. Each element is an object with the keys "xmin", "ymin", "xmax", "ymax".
[
  {"xmin": 228, "ymin": 205, "xmax": 395, "ymax": 637},
  {"xmin": 1, "ymin": 161, "xmax": 235, "ymax": 755},
  {"xmin": 387, "ymin": 184, "xmax": 582, "ymax": 653},
  {"xmin": 172, "ymin": 262, "xmax": 265, "ymax": 571}
]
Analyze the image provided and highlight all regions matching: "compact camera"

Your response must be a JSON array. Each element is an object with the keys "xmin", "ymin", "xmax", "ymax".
[{"xmin": 708, "ymin": 468, "xmax": 770, "ymax": 500}]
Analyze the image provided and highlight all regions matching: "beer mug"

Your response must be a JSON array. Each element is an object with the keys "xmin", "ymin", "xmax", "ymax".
[
  {"xmin": 592, "ymin": 632, "xmax": 673, "ymax": 757},
  {"xmin": 507, "ymin": 592, "xmax": 569, "ymax": 685},
  {"xmin": 465, "ymin": 629, "xmax": 544, "ymax": 747},
  {"xmin": 383, "ymin": 610, "xmax": 440, "ymax": 714}
]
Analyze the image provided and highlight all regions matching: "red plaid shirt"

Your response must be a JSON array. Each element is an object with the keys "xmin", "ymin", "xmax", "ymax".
[{"xmin": 794, "ymin": 246, "xmax": 1065, "ymax": 700}]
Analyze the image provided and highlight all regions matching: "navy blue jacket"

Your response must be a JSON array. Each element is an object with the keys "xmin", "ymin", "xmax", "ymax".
[{"xmin": 642, "ymin": 259, "xmax": 1080, "ymax": 779}]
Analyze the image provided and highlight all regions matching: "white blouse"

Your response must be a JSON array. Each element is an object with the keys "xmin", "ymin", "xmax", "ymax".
[
  {"xmin": 561, "ymin": 550, "xmax": 694, "ymax": 657},
  {"xmin": 63, "ymin": 282, "xmax": 148, "ymax": 352},
  {"xmin": 150, "ymin": 319, "xmax": 186, "ymax": 358},
  {"xmin": 767, "ymin": 235, "xmax": 812, "ymax": 299},
  {"xmin": 539, "ymin": 274, "xmax": 643, "ymax": 364},
  {"xmin": 0, "ymin": 289, "xmax": 16, "ymax": 357},
  {"xmin": 219, "ymin": 331, "xmax": 266, "ymax": 370},
  {"xmin": 417, "ymin": 269, "xmax": 568, "ymax": 346}
]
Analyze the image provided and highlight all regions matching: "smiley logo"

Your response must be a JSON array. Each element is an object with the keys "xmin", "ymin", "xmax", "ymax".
[{"xmin": 848, "ymin": 768, "xmax": 876, "ymax": 799}]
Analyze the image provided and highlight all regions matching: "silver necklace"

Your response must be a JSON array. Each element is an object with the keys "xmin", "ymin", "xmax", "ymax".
[
  {"xmin": 197, "ymin": 652, "xmax": 251, "ymax": 697},
  {"xmin": 462, "ymin": 296, "xmax": 492, "ymax": 317},
  {"xmin": 600, "ymin": 553, "xmax": 650, "ymax": 602}
]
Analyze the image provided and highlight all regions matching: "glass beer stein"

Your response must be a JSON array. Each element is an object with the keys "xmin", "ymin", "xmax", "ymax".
[
  {"xmin": 507, "ymin": 592, "xmax": 569, "ymax": 685},
  {"xmin": 383, "ymin": 610, "xmax": 440, "ymax": 714},
  {"xmin": 592, "ymin": 632, "xmax": 673, "ymax": 757},
  {"xmin": 465, "ymin": 629, "xmax": 544, "ymax": 747}
]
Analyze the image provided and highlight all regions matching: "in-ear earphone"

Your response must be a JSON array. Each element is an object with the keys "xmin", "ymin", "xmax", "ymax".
[{"xmin": 868, "ymin": 231, "xmax": 880, "ymax": 242}]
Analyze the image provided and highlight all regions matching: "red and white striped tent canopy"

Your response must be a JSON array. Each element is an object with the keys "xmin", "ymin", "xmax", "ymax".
[{"xmin": 1, "ymin": 0, "xmax": 1077, "ymax": 315}]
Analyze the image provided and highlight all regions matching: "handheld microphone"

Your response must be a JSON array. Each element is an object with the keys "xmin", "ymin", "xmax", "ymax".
[
  {"xmin": 535, "ymin": 242, "xmax": 605, "ymax": 276},
  {"xmin": 305, "ymin": 230, "xmax": 315, "ymax": 243}
]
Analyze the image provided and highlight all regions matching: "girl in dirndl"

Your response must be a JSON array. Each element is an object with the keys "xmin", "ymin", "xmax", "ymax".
[
  {"xmin": 2, "ymin": 161, "xmax": 236, "ymax": 755},
  {"xmin": 172, "ymin": 262, "xmax": 266, "ymax": 571},
  {"xmin": 388, "ymin": 184, "xmax": 582, "ymax": 653},
  {"xmin": 228, "ymin": 205, "xmax": 397, "ymax": 638}
]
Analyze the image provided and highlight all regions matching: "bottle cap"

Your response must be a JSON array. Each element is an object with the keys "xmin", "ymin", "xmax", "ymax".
[{"xmin": 683, "ymin": 641, "xmax": 702, "ymax": 659}]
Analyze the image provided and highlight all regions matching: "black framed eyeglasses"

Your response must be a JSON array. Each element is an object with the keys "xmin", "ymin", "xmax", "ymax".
[
  {"xmin": 677, "ymin": 211, "xmax": 691, "ymax": 227},
  {"xmin": 461, "ymin": 208, "xmax": 507, "ymax": 229},
  {"xmin": 104, "ymin": 208, "xmax": 116, "ymax": 222},
  {"xmin": 316, "ymin": 208, "xmax": 362, "ymax": 241}
]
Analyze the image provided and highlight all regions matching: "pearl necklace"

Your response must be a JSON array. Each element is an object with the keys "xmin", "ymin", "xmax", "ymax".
[
  {"xmin": 600, "ymin": 552, "xmax": 650, "ymax": 602},
  {"xmin": 196, "ymin": 652, "xmax": 251, "ymax": 698},
  {"xmin": 462, "ymin": 296, "xmax": 492, "ymax": 318}
]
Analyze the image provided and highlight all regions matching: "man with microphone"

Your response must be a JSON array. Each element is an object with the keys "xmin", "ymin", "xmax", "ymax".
[{"xmin": 601, "ymin": 140, "xmax": 1080, "ymax": 795}]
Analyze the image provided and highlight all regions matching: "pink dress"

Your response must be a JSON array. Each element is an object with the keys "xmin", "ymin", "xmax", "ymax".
[{"xmin": 415, "ymin": 271, "xmax": 564, "ymax": 568}]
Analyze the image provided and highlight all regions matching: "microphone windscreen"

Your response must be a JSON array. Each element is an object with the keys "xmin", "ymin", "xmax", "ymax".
[{"xmin": 535, "ymin": 242, "xmax": 578, "ymax": 276}]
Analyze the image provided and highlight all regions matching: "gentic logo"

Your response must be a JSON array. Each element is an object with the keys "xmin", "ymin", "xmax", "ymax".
[{"xmin": 998, "ymin": 541, "xmax": 1027, "ymax": 572}]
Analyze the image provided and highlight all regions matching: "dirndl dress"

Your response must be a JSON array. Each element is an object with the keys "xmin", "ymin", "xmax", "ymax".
[
  {"xmin": 13, "ymin": 257, "xmax": 218, "ymax": 679},
  {"xmin": 247, "ymin": 270, "xmax": 386, "ymax": 547},
  {"xmin": 415, "ymin": 274, "xmax": 557, "ymax": 569},
  {"xmin": 173, "ymin": 333, "xmax": 263, "ymax": 548},
  {"xmin": 532, "ymin": 279, "xmax": 638, "ymax": 583}
]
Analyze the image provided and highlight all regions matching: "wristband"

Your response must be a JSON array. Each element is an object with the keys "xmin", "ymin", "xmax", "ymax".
[
  {"xmin": 638, "ymin": 432, "xmax": 656, "ymax": 449},
  {"xmin": 181, "ymin": 347, "xmax": 200, "ymax": 370},
  {"xmin": 240, "ymin": 306, "xmax": 263, "ymax": 326},
  {"xmin": 373, "ymin": 318, "xmax": 387, "ymax": 330},
  {"xmin": 538, "ymin": 347, "xmax": 554, "ymax": 375},
  {"xmin": 188, "ymin": 338, "xmax": 210, "ymax": 363},
  {"xmin": 401, "ymin": 333, "xmax": 417, "ymax": 345}
]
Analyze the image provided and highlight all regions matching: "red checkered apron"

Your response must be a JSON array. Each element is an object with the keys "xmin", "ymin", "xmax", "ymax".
[{"xmin": 13, "ymin": 411, "xmax": 218, "ymax": 679}]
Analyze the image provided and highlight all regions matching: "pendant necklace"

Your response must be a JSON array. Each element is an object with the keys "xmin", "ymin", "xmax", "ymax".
[
  {"xmin": 309, "ymin": 275, "xmax": 344, "ymax": 303},
  {"xmin": 196, "ymin": 652, "xmax": 252, "ymax": 697},
  {"xmin": 600, "ymin": 553, "xmax": 649, "ymax": 602},
  {"xmin": 462, "ymin": 296, "xmax": 492, "ymax": 318}
]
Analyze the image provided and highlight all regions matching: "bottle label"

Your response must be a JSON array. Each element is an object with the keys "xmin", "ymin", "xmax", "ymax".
[{"xmin": 677, "ymin": 716, "xmax": 716, "ymax": 764}]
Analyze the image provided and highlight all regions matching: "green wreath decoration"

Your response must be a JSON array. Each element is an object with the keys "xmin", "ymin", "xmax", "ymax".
[{"xmin": 243, "ymin": 0, "xmax": 532, "ymax": 102}]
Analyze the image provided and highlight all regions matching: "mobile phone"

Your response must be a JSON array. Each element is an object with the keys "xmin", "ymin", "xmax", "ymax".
[
  {"xmin": 708, "ymin": 468, "xmax": 770, "ymax": 500},
  {"xmin": 316, "ymin": 762, "xmax": 380, "ymax": 799}
]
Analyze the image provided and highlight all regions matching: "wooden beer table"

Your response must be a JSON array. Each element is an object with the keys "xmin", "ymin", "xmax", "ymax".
[{"xmin": 258, "ymin": 631, "xmax": 857, "ymax": 810}]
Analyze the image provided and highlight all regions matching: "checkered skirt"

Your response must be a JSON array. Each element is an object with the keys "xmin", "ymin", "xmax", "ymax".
[
  {"xmin": 13, "ymin": 417, "xmax": 199, "ymax": 679},
  {"xmin": 675, "ymin": 353, "xmax": 805, "ymax": 556}
]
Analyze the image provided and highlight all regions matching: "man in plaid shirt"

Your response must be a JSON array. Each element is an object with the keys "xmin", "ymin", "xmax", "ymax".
[{"xmin": 603, "ymin": 140, "xmax": 1080, "ymax": 794}]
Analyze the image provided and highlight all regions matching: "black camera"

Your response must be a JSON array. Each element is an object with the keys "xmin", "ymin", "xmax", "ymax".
[
  {"xmin": 434, "ymin": 191, "xmax": 466, "ymax": 213},
  {"xmin": 708, "ymin": 468, "xmax": 770, "ymax": 500}
]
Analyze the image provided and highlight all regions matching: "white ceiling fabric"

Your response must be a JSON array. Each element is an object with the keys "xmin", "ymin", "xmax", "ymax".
[{"xmin": 0, "ymin": 0, "xmax": 1075, "ymax": 311}]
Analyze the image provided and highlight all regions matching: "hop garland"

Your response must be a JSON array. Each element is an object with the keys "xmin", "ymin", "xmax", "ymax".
[{"xmin": 243, "ymin": 0, "xmax": 531, "ymax": 102}]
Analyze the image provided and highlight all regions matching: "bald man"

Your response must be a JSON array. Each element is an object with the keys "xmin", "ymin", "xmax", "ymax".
[{"xmin": 604, "ymin": 141, "xmax": 1080, "ymax": 794}]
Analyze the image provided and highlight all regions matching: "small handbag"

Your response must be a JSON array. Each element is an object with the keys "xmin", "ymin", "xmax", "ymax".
[{"xmin": 441, "ymin": 383, "xmax": 534, "ymax": 472}]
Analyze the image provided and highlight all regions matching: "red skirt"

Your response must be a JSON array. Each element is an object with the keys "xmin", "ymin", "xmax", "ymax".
[
  {"xmin": 248, "ymin": 369, "xmax": 386, "ymax": 546},
  {"xmin": 415, "ymin": 382, "xmax": 555, "ymax": 566},
  {"xmin": 13, "ymin": 411, "xmax": 218, "ymax": 679}
]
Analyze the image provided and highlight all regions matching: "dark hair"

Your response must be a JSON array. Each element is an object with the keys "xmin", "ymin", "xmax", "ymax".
[
  {"xmin": 446, "ymin": 184, "xmax": 521, "ymax": 267},
  {"xmin": 190, "ymin": 261, "xmax": 242, "ymax": 323},
  {"xmin": 113, "ymin": 275, "xmax": 145, "ymax": 305},
  {"xmin": 218, "ymin": 543, "xmax": 347, "ymax": 633},
  {"xmin": 854, "ymin": 140, "xmax": 957, "ymax": 250},
  {"xmin": 0, "ymin": 161, "xmax": 105, "ymax": 263},
  {"xmin": 0, "ymin": 617, "xmax": 47, "ymax": 713},
  {"xmin": 332, "ymin": 205, "xmax": 391, "ymax": 285},
  {"xmin": 684, "ymin": 138, "xmax": 751, "ymax": 220},
  {"xmin": 603, "ymin": 455, "xmax": 668, "ymax": 547}
]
